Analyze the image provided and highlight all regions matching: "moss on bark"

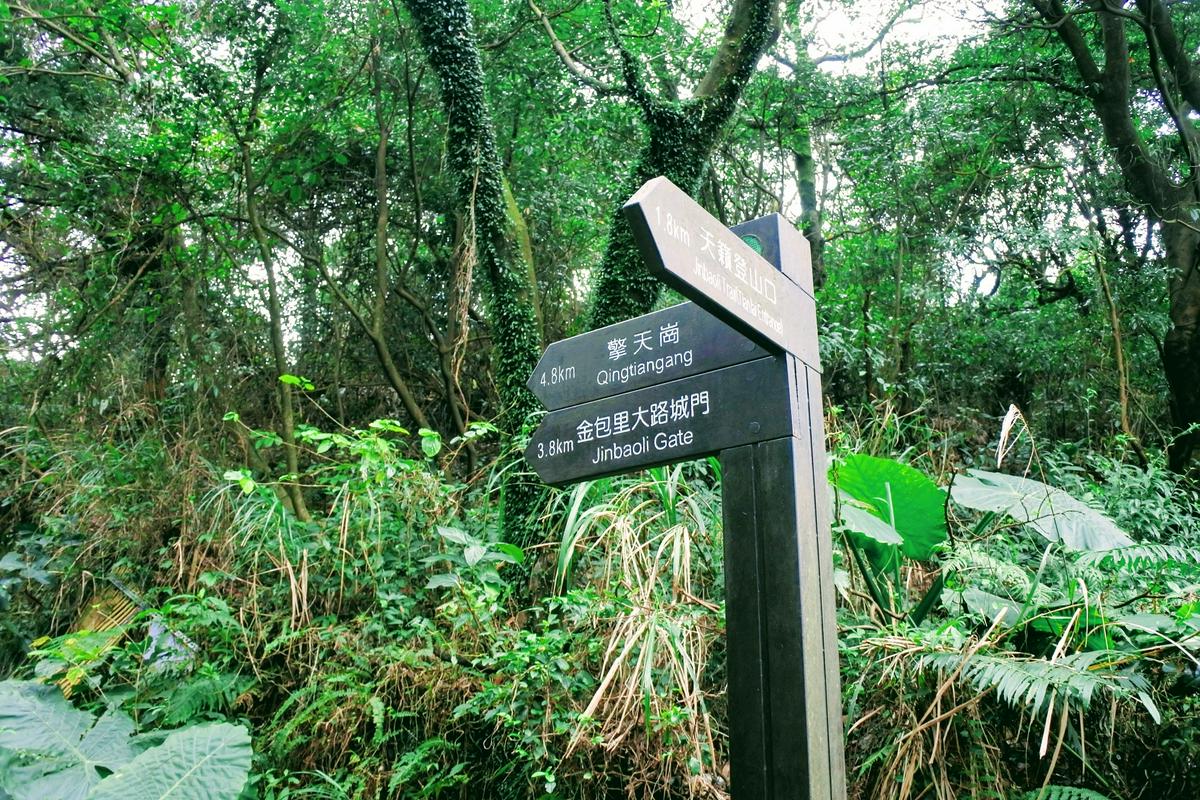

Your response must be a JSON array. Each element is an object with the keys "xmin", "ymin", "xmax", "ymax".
[
  {"xmin": 586, "ymin": 0, "xmax": 779, "ymax": 328},
  {"xmin": 402, "ymin": 0, "xmax": 544, "ymax": 542}
]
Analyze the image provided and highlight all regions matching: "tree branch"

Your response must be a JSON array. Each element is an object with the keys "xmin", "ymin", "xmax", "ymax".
[
  {"xmin": 695, "ymin": 0, "xmax": 778, "ymax": 104},
  {"xmin": 603, "ymin": 0, "xmax": 655, "ymax": 114},
  {"xmin": 1029, "ymin": 0, "xmax": 1103, "ymax": 86},
  {"xmin": 528, "ymin": 0, "xmax": 622, "ymax": 95},
  {"xmin": 1136, "ymin": 0, "xmax": 1200, "ymax": 111},
  {"xmin": 810, "ymin": 1, "xmax": 917, "ymax": 66},
  {"xmin": 1031, "ymin": 0, "xmax": 1178, "ymax": 212},
  {"xmin": 9, "ymin": 1, "xmax": 130, "ymax": 83}
]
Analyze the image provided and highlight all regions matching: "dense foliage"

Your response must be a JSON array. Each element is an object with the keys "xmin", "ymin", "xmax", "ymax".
[{"xmin": 3, "ymin": 1, "xmax": 1200, "ymax": 798}]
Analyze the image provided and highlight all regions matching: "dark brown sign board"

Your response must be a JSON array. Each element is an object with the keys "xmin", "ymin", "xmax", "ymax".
[
  {"xmin": 527, "ymin": 301, "xmax": 768, "ymax": 411},
  {"xmin": 623, "ymin": 177, "xmax": 821, "ymax": 371},
  {"xmin": 525, "ymin": 179, "xmax": 845, "ymax": 800},
  {"xmin": 525, "ymin": 356, "xmax": 790, "ymax": 485}
]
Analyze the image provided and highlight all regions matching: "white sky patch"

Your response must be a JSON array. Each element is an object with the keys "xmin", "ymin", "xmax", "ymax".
[{"xmin": 808, "ymin": 2, "xmax": 999, "ymax": 76}]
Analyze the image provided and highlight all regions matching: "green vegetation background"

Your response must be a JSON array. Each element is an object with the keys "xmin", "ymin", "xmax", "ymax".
[{"xmin": 3, "ymin": 1, "xmax": 1200, "ymax": 799}]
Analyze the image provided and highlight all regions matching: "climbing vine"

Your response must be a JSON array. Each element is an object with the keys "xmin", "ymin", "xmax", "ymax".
[
  {"xmin": 401, "ymin": 0, "xmax": 545, "ymax": 542},
  {"xmin": 586, "ymin": 0, "xmax": 780, "ymax": 328}
]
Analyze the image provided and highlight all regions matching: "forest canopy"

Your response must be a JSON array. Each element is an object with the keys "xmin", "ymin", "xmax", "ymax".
[{"xmin": 3, "ymin": 1, "xmax": 1200, "ymax": 798}]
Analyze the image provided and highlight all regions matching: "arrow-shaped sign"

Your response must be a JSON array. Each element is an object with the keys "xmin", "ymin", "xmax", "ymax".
[
  {"xmin": 525, "ymin": 355, "xmax": 793, "ymax": 485},
  {"xmin": 623, "ymin": 177, "xmax": 819, "ymax": 368},
  {"xmin": 527, "ymin": 301, "xmax": 768, "ymax": 410}
]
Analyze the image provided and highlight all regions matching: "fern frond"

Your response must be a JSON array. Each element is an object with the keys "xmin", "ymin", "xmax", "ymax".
[
  {"xmin": 1077, "ymin": 543, "xmax": 1200, "ymax": 572},
  {"xmin": 919, "ymin": 650, "xmax": 1156, "ymax": 719},
  {"xmin": 1021, "ymin": 786, "xmax": 1114, "ymax": 800},
  {"xmin": 943, "ymin": 541, "xmax": 1036, "ymax": 594}
]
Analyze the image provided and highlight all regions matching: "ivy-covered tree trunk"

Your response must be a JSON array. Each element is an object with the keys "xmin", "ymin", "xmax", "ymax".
[
  {"xmin": 586, "ymin": 0, "xmax": 780, "ymax": 328},
  {"xmin": 401, "ymin": 0, "xmax": 544, "ymax": 541}
]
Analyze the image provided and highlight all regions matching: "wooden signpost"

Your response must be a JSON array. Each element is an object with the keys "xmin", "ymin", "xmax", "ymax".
[
  {"xmin": 525, "ymin": 177, "xmax": 846, "ymax": 799},
  {"xmin": 623, "ymin": 177, "xmax": 821, "ymax": 370},
  {"xmin": 527, "ymin": 356, "xmax": 790, "ymax": 485}
]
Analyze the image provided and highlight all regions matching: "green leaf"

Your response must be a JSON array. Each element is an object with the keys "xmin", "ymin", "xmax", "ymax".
[
  {"xmin": 950, "ymin": 470, "xmax": 1133, "ymax": 551},
  {"xmin": 369, "ymin": 419, "xmax": 409, "ymax": 434},
  {"xmin": 0, "ymin": 552, "xmax": 26, "ymax": 572},
  {"xmin": 220, "ymin": 470, "xmax": 256, "ymax": 494},
  {"xmin": 86, "ymin": 722, "xmax": 251, "ymax": 800},
  {"xmin": 437, "ymin": 526, "xmax": 471, "ymax": 546},
  {"xmin": 833, "ymin": 455, "xmax": 947, "ymax": 562},
  {"xmin": 951, "ymin": 587, "xmax": 1022, "ymax": 626},
  {"xmin": 278, "ymin": 374, "xmax": 314, "ymax": 391},
  {"xmin": 464, "ymin": 544, "xmax": 486, "ymax": 567},
  {"xmin": 418, "ymin": 428, "xmax": 442, "ymax": 458},
  {"xmin": 426, "ymin": 573, "xmax": 460, "ymax": 590},
  {"xmin": 835, "ymin": 494, "xmax": 904, "ymax": 546},
  {"xmin": 0, "ymin": 681, "xmax": 137, "ymax": 800},
  {"xmin": 492, "ymin": 543, "xmax": 525, "ymax": 565}
]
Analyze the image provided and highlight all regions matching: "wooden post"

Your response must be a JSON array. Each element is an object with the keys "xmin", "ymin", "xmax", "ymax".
[{"xmin": 720, "ymin": 218, "xmax": 846, "ymax": 799}]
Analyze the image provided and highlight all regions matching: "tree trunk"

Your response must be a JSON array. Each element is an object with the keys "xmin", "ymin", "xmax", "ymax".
[
  {"xmin": 1160, "ymin": 218, "xmax": 1200, "ymax": 471},
  {"xmin": 586, "ymin": 108, "xmax": 729, "ymax": 327},
  {"xmin": 1027, "ymin": 0, "xmax": 1200, "ymax": 472},
  {"xmin": 401, "ymin": 0, "xmax": 544, "ymax": 543},
  {"xmin": 367, "ymin": 45, "xmax": 432, "ymax": 431},
  {"xmin": 243, "ymin": 147, "xmax": 311, "ymax": 522},
  {"xmin": 793, "ymin": 125, "xmax": 825, "ymax": 290},
  {"xmin": 585, "ymin": 0, "xmax": 779, "ymax": 328}
]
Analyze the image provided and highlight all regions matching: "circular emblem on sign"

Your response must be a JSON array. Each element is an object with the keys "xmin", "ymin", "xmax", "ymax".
[{"xmin": 740, "ymin": 234, "xmax": 764, "ymax": 255}]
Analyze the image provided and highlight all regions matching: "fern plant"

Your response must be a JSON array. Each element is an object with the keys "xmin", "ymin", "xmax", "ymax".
[
  {"xmin": 1021, "ymin": 787, "xmax": 1114, "ymax": 800},
  {"xmin": 918, "ymin": 650, "xmax": 1158, "ymax": 721}
]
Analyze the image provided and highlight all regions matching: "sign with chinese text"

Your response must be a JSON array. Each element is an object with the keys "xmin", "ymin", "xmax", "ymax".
[
  {"xmin": 524, "ymin": 356, "xmax": 791, "ymax": 485},
  {"xmin": 528, "ymin": 301, "xmax": 767, "ymax": 410},
  {"xmin": 623, "ymin": 176, "xmax": 820, "ymax": 369},
  {"xmin": 524, "ymin": 178, "xmax": 845, "ymax": 800}
]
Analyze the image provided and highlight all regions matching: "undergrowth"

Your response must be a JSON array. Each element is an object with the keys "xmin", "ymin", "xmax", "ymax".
[{"xmin": 1, "ymin": 399, "xmax": 1199, "ymax": 798}]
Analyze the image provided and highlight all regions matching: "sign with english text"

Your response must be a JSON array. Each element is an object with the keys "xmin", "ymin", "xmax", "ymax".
[
  {"xmin": 527, "ymin": 301, "xmax": 768, "ymax": 410},
  {"xmin": 524, "ymin": 356, "xmax": 791, "ymax": 485},
  {"xmin": 623, "ymin": 176, "xmax": 820, "ymax": 369},
  {"xmin": 525, "ymin": 178, "xmax": 845, "ymax": 800}
]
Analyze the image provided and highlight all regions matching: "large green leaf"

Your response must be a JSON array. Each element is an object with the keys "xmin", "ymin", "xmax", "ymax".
[
  {"xmin": 832, "ymin": 487, "xmax": 903, "ymax": 546},
  {"xmin": 948, "ymin": 587, "xmax": 1022, "ymax": 625},
  {"xmin": 87, "ymin": 722, "xmax": 251, "ymax": 800},
  {"xmin": 0, "ymin": 681, "xmax": 138, "ymax": 800},
  {"xmin": 950, "ymin": 470, "xmax": 1133, "ymax": 551},
  {"xmin": 833, "ymin": 455, "xmax": 947, "ymax": 562}
]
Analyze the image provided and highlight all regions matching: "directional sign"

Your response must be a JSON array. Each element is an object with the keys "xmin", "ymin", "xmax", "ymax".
[
  {"xmin": 525, "ymin": 176, "xmax": 843, "ymax": 800},
  {"xmin": 525, "ymin": 356, "xmax": 792, "ymax": 485},
  {"xmin": 623, "ymin": 177, "xmax": 819, "ymax": 369},
  {"xmin": 527, "ymin": 302, "xmax": 768, "ymax": 410}
]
